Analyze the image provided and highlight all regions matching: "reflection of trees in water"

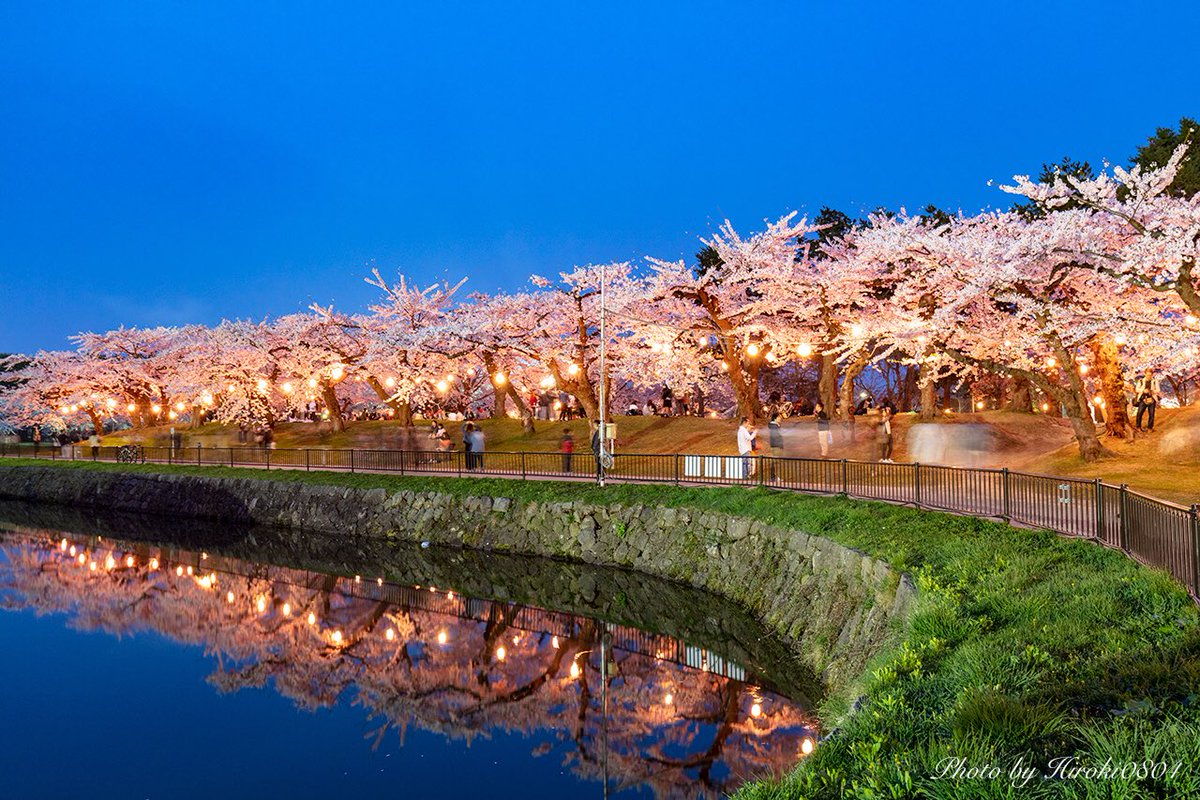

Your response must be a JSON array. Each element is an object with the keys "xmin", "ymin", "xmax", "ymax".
[{"xmin": 0, "ymin": 532, "xmax": 817, "ymax": 799}]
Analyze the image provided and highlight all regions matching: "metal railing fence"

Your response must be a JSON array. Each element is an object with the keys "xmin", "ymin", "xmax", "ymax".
[{"xmin": 3, "ymin": 441, "xmax": 1197, "ymax": 602}]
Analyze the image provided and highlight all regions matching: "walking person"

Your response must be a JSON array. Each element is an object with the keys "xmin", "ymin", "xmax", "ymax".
[
  {"xmin": 590, "ymin": 420, "xmax": 604, "ymax": 480},
  {"xmin": 88, "ymin": 432, "xmax": 101, "ymax": 459},
  {"xmin": 737, "ymin": 417, "xmax": 757, "ymax": 479},
  {"xmin": 767, "ymin": 412, "xmax": 784, "ymax": 483},
  {"xmin": 467, "ymin": 423, "xmax": 486, "ymax": 470},
  {"xmin": 1135, "ymin": 369, "xmax": 1161, "ymax": 432},
  {"xmin": 560, "ymin": 428, "xmax": 575, "ymax": 474},
  {"xmin": 661, "ymin": 385, "xmax": 673, "ymax": 416},
  {"xmin": 462, "ymin": 421, "xmax": 475, "ymax": 469},
  {"xmin": 814, "ymin": 402, "xmax": 832, "ymax": 458},
  {"xmin": 877, "ymin": 407, "xmax": 894, "ymax": 463}
]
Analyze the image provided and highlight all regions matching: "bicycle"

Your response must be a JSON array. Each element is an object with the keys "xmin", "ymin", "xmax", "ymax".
[{"xmin": 116, "ymin": 444, "xmax": 146, "ymax": 464}]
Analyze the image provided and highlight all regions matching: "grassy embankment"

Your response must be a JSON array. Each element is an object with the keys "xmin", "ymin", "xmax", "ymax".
[{"xmin": 3, "ymin": 458, "xmax": 1198, "ymax": 798}]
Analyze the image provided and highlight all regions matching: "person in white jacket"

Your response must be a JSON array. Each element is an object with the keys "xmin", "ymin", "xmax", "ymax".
[{"xmin": 737, "ymin": 418, "xmax": 758, "ymax": 478}]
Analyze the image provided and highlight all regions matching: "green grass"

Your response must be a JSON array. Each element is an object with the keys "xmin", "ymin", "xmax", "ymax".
[{"xmin": 3, "ymin": 458, "xmax": 1198, "ymax": 798}]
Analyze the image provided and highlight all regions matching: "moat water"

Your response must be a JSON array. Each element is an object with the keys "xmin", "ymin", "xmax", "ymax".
[{"xmin": 0, "ymin": 502, "xmax": 820, "ymax": 799}]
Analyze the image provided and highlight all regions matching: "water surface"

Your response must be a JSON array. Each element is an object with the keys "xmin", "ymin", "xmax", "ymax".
[{"xmin": 0, "ymin": 504, "xmax": 819, "ymax": 799}]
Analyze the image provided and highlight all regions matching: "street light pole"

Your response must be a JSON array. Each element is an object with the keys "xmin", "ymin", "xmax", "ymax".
[{"xmin": 597, "ymin": 261, "xmax": 607, "ymax": 487}]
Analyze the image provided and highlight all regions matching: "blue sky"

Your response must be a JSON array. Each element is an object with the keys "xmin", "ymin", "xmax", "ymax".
[{"xmin": 2, "ymin": 1, "xmax": 1198, "ymax": 353}]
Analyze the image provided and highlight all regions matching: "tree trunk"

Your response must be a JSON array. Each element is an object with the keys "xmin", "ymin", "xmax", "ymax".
[
  {"xmin": 86, "ymin": 408, "xmax": 104, "ymax": 436},
  {"xmin": 482, "ymin": 352, "xmax": 534, "ymax": 433},
  {"xmin": 1007, "ymin": 376, "xmax": 1033, "ymax": 413},
  {"xmin": 839, "ymin": 355, "xmax": 868, "ymax": 420},
  {"xmin": 364, "ymin": 375, "xmax": 414, "ymax": 426},
  {"xmin": 919, "ymin": 369, "xmax": 938, "ymax": 420},
  {"xmin": 1090, "ymin": 336, "xmax": 1131, "ymax": 439},
  {"xmin": 321, "ymin": 384, "xmax": 346, "ymax": 433},
  {"xmin": 818, "ymin": 354, "xmax": 838, "ymax": 415},
  {"xmin": 550, "ymin": 361, "xmax": 599, "ymax": 421}
]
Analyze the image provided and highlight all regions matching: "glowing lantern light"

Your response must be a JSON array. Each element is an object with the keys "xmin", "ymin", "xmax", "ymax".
[
  {"xmin": 1187, "ymin": 315, "xmax": 1198, "ymax": 326},
  {"xmin": 68, "ymin": 544, "xmax": 75, "ymax": 556},
  {"xmin": 127, "ymin": 403, "xmax": 137, "ymax": 413},
  {"xmin": 77, "ymin": 553, "xmax": 86, "ymax": 565},
  {"xmin": 383, "ymin": 627, "xmax": 395, "ymax": 641},
  {"xmin": 551, "ymin": 635, "xmax": 559, "ymax": 649},
  {"xmin": 307, "ymin": 378, "xmax": 318, "ymax": 388},
  {"xmin": 59, "ymin": 406, "xmax": 70, "ymax": 414},
  {"xmin": 281, "ymin": 382, "xmax": 293, "ymax": 394},
  {"xmin": 186, "ymin": 566, "xmax": 193, "ymax": 577},
  {"xmin": 175, "ymin": 402, "xmax": 186, "ymax": 412},
  {"xmin": 167, "ymin": 411, "xmax": 177, "ymax": 420},
  {"xmin": 151, "ymin": 404, "xmax": 162, "ymax": 414},
  {"xmin": 1078, "ymin": 364, "xmax": 1089, "ymax": 375},
  {"xmin": 255, "ymin": 378, "xmax": 268, "ymax": 391},
  {"xmin": 1114, "ymin": 334, "xmax": 1127, "ymax": 346},
  {"xmin": 226, "ymin": 591, "xmax": 235, "ymax": 603},
  {"xmin": 567, "ymin": 363, "xmax": 580, "ymax": 376},
  {"xmin": 125, "ymin": 555, "xmax": 135, "ymax": 568},
  {"xmin": 494, "ymin": 372, "xmax": 507, "ymax": 385},
  {"xmin": 1045, "ymin": 356, "xmax": 1057, "ymax": 368},
  {"xmin": 105, "ymin": 398, "xmax": 117, "ymax": 410},
  {"xmin": 436, "ymin": 630, "xmax": 448, "ymax": 645},
  {"xmin": 307, "ymin": 612, "xmax": 316, "ymax": 626},
  {"xmin": 330, "ymin": 366, "xmax": 345, "ymax": 381},
  {"xmin": 105, "ymin": 555, "xmax": 115, "ymax": 570},
  {"xmin": 745, "ymin": 343, "xmax": 759, "ymax": 357},
  {"xmin": 975, "ymin": 401, "xmax": 985, "ymax": 410},
  {"xmin": 750, "ymin": 702, "xmax": 762, "ymax": 718},
  {"xmin": 256, "ymin": 596, "xmax": 267, "ymax": 613},
  {"xmin": 496, "ymin": 646, "xmax": 506, "ymax": 661},
  {"xmin": 281, "ymin": 602, "xmax": 291, "ymax": 617},
  {"xmin": 801, "ymin": 738, "xmax": 815, "ymax": 755},
  {"xmin": 850, "ymin": 324, "xmax": 864, "ymax": 337},
  {"xmin": 60, "ymin": 539, "xmax": 68, "ymax": 551},
  {"xmin": 1041, "ymin": 402, "xmax": 1050, "ymax": 412},
  {"xmin": 384, "ymin": 377, "xmax": 396, "ymax": 388},
  {"xmin": 331, "ymin": 630, "xmax": 343, "ymax": 645},
  {"xmin": 89, "ymin": 561, "xmax": 97, "ymax": 572},
  {"xmin": 664, "ymin": 692, "xmax": 673, "ymax": 704},
  {"xmin": 569, "ymin": 661, "xmax": 581, "ymax": 679},
  {"xmin": 436, "ymin": 380, "xmax": 449, "ymax": 393},
  {"xmin": 149, "ymin": 558, "xmax": 159, "ymax": 570},
  {"xmin": 175, "ymin": 565, "xmax": 184, "ymax": 576}
]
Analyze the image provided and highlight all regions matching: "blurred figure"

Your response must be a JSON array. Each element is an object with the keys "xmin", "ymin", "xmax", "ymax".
[
  {"xmin": 877, "ymin": 407, "xmax": 894, "ymax": 463},
  {"xmin": 814, "ymin": 402, "xmax": 832, "ymax": 457},
  {"xmin": 737, "ymin": 417, "xmax": 757, "ymax": 478},
  {"xmin": 767, "ymin": 412, "xmax": 784, "ymax": 482},
  {"xmin": 560, "ymin": 428, "xmax": 575, "ymax": 473},
  {"xmin": 908, "ymin": 423, "xmax": 993, "ymax": 466}
]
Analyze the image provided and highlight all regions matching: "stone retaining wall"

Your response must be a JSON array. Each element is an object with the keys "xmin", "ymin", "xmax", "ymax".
[{"xmin": 0, "ymin": 465, "xmax": 916, "ymax": 690}]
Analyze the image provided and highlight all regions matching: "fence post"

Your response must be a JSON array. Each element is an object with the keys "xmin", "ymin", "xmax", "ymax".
[
  {"xmin": 167, "ymin": 445, "xmax": 172, "ymax": 465},
  {"xmin": 674, "ymin": 454, "xmax": 681, "ymax": 486},
  {"xmin": 1191, "ymin": 504, "xmax": 1200, "ymax": 600},
  {"xmin": 197, "ymin": 446, "xmax": 201, "ymax": 467},
  {"xmin": 305, "ymin": 449, "xmax": 310, "ymax": 472},
  {"xmin": 398, "ymin": 449, "xmax": 404, "ymax": 476},
  {"xmin": 349, "ymin": 449, "xmax": 355, "ymax": 474},
  {"xmin": 1118, "ymin": 484, "xmax": 1129, "ymax": 553},
  {"xmin": 1002, "ymin": 467, "xmax": 1011, "ymax": 520},
  {"xmin": 1094, "ymin": 478, "xmax": 1104, "ymax": 541},
  {"xmin": 840, "ymin": 459, "xmax": 849, "ymax": 496},
  {"xmin": 758, "ymin": 456, "xmax": 766, "ymax": 487},
  {"xmin": 913, "ymin": 463, "xmax": 921, "ymax": 508},
  {"xmin": 229, "ymin": 447, "xmax": 234, "ymax": 468},
  {"xmin": 265, "ymin": 448, "xmax": 270, "ymax": 471},
  {"xmin": 521, "ymin": 452, "xmax": 527, "ymax": 480}
]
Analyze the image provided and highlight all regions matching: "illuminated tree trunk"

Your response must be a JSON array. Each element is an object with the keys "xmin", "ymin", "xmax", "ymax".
[
  {"xmin": 482, "ymin": 351, "xmax": 534, "ymax": 433},
  {"xmin": 363, "ymin": 375, "xmax": 413, "ymax": 426},
  {"xmin": 1007, "ymin": 376, "xmax": 1033, "ymax": 413},
  {"xmin": 818, "ymin": 354, "xmax": 838, "ymax": 415},
  {"xmin": 86, "ymin": 408, "xmax": 104, "ymax": 436},
  {"xmin": 919, "ymin": 369, "xmax": 938, "ymax": 420},
  {"xmin": 1090, "ymin": 336, "xmax": 1131, "ymax": 439},
  {"xmin": 320, "ymin": 384, "xmax": 345, "ymax": 433}
]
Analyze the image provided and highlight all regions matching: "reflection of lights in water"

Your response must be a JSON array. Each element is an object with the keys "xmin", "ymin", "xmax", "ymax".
[
  {"xmin": 89, "ymin": 561, "xmax": 97, "ymax": 571},
  {"xmin": 664, "ymin": 693, "xmax": 673, "ymax": 704},
  {"xmin": 307, "ymin": 612, "xmax": 316, "ymax": 626},
  {"xmin": 750, "ymin": 702, "xmax": 762, "ymax": 718},
  {"xmin": 105, "ymin": 555, "xmax": 115, "ymax": 570},
  {"xmin": 226, "ymin": 591, "xmax": 235, "ymax": 604},
  {"xmin": 68, "ymin": 545, "xmax": 76, "ymax": 557},
  {"xmin": 256, "ymin": 596, "xmax": 267, "ymax": 613},
  {"xmin": 354, "ymin": 575, "xmax": 360, "ymax": 584},
  {"xmin": 512, "ymin": 634, "xmax": 520, "ymax": 645},
  {"xmin": 496, "ymin": 646, "xmax": 506, "ymax": 661},
  {"xmin": 551, "ymin": 635, "xmax": 559, "ymax": 649},
  {"xmin": 281, "ymin": 603, "xmax": 291, "ymax": 617},
  {"xmin": 385, "ymin": 628, "xmax": 395, "ymax": 641},
  {"xmin": 176, "ymin": 566, "xmax": 184, "ymax": 576},
  {"xmin": 197, "ymin": 575, "xmax": 212, "ymax": 589},
  {"xmin": 149, "ymin": 558, "xmax": 158, "ymax": 570},
  {"xmin": 331, "ymin": 630, "xmax": 343, "ymax": 645},
  {"xmin": 446, "ymin": 591, "xmax": 454, "ymax": 601},
  {"xmin": 77, "ymin": 553, "xmax": 86, "ymax": 565},
  {"xmin": 436, "ymin": 630, "xmax": 448, "ymax": 645},
  {"xmin": 801, "ymin": 738, "xmax": 814, "ymax": 755},
  {"xmin": 569, "ymin": 662, "xmax": 580, "ymax": 679},
  {"xmin": 186, "ymin": 566, "xmax": 193, "ymax": 576},
  {"xmin": 125, "ymin": 556, "xmax": 135, "ymax": 568},
  {"xmin": 60, "ymin": 539, "xmax": 68, "ymax": 551},
  {"xmin": 377, "ymin": 578, "xmax": 383, "ymax": 586}
]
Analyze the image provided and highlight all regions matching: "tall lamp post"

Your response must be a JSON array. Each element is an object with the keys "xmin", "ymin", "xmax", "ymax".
[{"xmin": 597, "ymin": 261, "xmax": 607, "ymax": 487}]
